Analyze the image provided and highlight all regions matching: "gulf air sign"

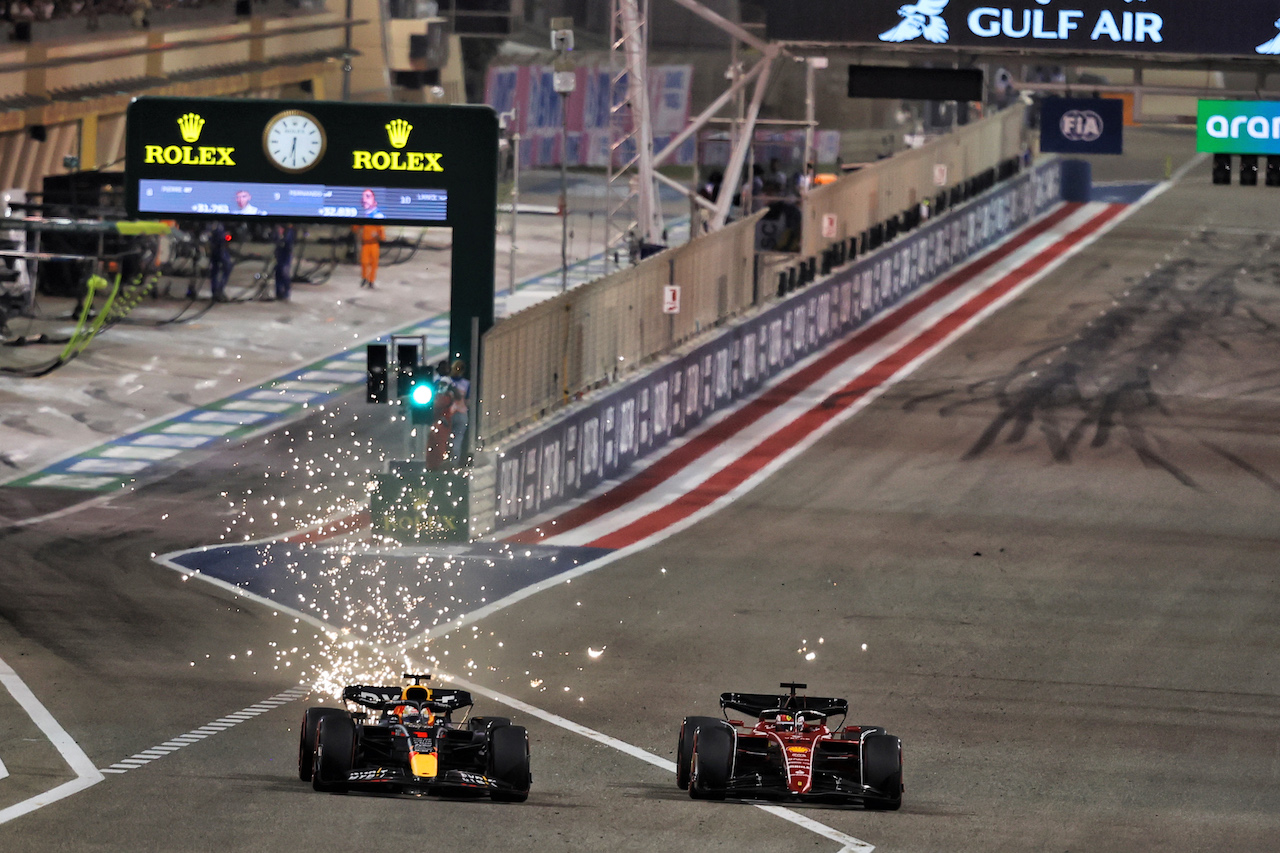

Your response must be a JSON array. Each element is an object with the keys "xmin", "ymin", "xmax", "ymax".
[
  {"xmin": 1197, "ymin": 101, "xmax": 1280, "ymax": 155},
  {"xmin": 758, "ymin": 0, "xmax": 1280, "ymax": 59}
]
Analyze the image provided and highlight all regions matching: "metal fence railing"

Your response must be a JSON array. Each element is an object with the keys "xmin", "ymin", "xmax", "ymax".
[
  {"xmin": 799, "ymin": 105, "xmax": 1029, "ymax": 256},
  {"xmin": 480, "ymin": 210, "xmax": 764, "ymax": 441},
  {"xmin": 480, "ymin": 105, "xmax": 1030, "ymax": 445}
]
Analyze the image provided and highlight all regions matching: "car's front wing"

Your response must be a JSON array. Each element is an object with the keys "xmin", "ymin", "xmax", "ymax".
[{"xmin": 343, "ymin": 765, "xmax": 519, "ymax": 795}]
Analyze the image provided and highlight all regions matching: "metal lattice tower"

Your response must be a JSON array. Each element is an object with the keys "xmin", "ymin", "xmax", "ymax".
[{"xmin": 605, "ymin": 0, "xmax": 663, "ymax": 270}]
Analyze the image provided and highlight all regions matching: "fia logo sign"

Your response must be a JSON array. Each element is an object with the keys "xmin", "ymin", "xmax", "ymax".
[{"xmin": 1060, "ymin": 110, "xmax": 1104, "ymax": 143}]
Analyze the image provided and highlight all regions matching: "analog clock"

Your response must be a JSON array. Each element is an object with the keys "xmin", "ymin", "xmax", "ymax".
[{"xmin": 262, "ymin": 110, "xmax": 327, "ymax": 173}]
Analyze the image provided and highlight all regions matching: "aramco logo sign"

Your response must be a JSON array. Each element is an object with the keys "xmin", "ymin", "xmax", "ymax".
[{"xmin": 1197, "ymin": 101, "xmax": 1280, "ymax": 155}]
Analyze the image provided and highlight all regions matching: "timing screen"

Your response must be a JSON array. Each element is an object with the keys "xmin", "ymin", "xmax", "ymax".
[{"xmin": 136, "ymin": 179, "xmax": 448, "ymax": 222}]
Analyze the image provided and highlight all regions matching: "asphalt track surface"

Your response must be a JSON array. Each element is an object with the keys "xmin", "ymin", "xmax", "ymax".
[{"xmin": 4, "ymin": 142, "xmax": 1280, "ymax": 851}]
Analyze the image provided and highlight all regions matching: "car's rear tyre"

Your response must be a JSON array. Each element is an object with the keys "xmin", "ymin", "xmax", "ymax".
[
  {"xmin": 676, "ymin": 716, "xmax": 722, "ymax": 790},
  {"xmin": 861, "ymin": 733, "xmax": 903, "ymax": 811},
  {"xmin": 298, "ymin": 708, "xmax": 346, "ymax": 782},
  {"xmin": 689, "ymin": 724, "xmax": 733, "ymax": 800},
  {"xmin": 488, "ymin": 724, "xmax": 531, "ymax": 803},
  {"xmin": 312, "ymin": 716, "xmax": 356, "ymax": 793}
]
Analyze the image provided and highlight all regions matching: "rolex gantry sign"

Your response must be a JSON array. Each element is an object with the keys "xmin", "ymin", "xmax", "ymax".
[
  {"xmin": 125, "ymin": 96, "xmax": 499, "ymax": 395},
  {"xmin": 126, "ymin": 97, "xmax": 498, "ymax": 226}
]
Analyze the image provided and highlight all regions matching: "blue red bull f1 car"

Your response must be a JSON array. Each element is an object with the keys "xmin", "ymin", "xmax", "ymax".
[
  {"xmin": 298, "ymin": 673, "xmax": 531, "ymax": 802},
  {"xmin": 676, "ymin": 682, "xmax": 902, "ymax": 809}
]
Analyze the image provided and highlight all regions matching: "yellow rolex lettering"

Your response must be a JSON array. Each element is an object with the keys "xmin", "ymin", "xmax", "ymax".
[
  {"xmin": 351, "ymin": 149, "xmax": 443, "ymax": 171},
  {"xmin": 142, "ymin": 143, "xmax": 232, "ymax": 166}
]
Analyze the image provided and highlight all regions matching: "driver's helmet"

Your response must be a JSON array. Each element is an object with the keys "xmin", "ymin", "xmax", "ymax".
[
  {"xmin": 774, "ymin": 712, "xmax": 796, "ymax": 732},
  {"xmin": 399, "ymin": 706, "xmax": 435, "ymax": 727},
  {"xmin": 398, "ymin": 684, "xmax": 435, "ymax": 726}
]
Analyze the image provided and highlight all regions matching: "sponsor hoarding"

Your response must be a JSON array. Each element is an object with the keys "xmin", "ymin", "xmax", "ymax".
[
  {"xmin": 1196, "ymin": 100, "xmax": 1280, "ymax": 155},
  {"xmin": 125, "ymin": 97, "xmax": 500, "ymax": 363},
  {"xmin": 125, "ymin": 98, "xmax": 497, "ymax": 227},
  {"xmin": 758, "ymin": 0, "xmax": 1280, "ymax": 60},
  {"xmin": 484, "ymin": 64, "xmax": 693, "ymax": 167},
  {"xmin": 1040, "ymin": 97, "xmax": 1124, "ymax": 155},
  {"xmin": 492, "ymin": 160, "xmax": 1064, "ymax": 528}
]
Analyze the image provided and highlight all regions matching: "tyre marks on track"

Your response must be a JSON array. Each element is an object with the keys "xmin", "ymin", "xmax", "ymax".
[{"xmin": 98, "ymin": 687, "xmax": 308, "ymax": 774}]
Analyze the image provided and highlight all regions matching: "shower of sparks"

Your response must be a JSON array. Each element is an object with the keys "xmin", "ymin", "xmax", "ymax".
[
  {"xmin": 796, "ymin": 637, "xmax": 824, "ymax": 662},
  {"xmin": 179, "ymin": 400, "xmax": 598, "ymax": 703}
]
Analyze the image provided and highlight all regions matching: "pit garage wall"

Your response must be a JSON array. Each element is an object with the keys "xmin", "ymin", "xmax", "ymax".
[{"xmin": 490, "ymin": 158, "xmax": 1064, "ymax": 532}]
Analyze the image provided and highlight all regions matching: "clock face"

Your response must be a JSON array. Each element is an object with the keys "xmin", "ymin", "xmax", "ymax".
[{"xmin": 263, "ymin": 110, "xmax": 327, "ymax": 173}]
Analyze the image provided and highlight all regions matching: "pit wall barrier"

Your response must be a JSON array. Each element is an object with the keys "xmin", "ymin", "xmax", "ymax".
[
  {"xmin": 479, "ymin": 209, "xmax": 765, "ymax": 442},
  {"xmin": 800, "ymin": 105, "xmax": 1030, "ymax": 258},
  {"xmin": 484, "ymin": 158, "xmax": 1064, "ymax": 533},
  {"xmin": 478, "ymin": 106, "xmax": 1030, "ymax": 449}
]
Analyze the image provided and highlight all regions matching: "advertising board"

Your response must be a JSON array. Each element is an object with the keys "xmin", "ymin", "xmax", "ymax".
[
  {"xmin": 125, "ymin": 96, "xmax": 499, "ymax": 367},
  {"xmin": 1196, "ymin": 100, "xmax": 1280, "ymax": 155},
  {"xmin": 492, "ymin": 160, "xmax": 1064, "ymax": 529},
  {"xmin": 758, "ymin": 1, "xmax": 1280, "ymax": 60},
  {"xmin": 1039, "ymin": 97, "xmax": 1124, "ymax": 155},
  {"xmin": 125, "ymin": 98, "xmax": 497, "ymax": 228}
]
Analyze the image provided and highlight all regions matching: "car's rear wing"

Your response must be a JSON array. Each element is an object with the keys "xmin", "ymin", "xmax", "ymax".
[
  {"xmin": 342, "ymin": 685, "xmax": 474, "ymax": 713},
  {"xmin": 720, "ymin": 691, "xmax": 849, "ymax": 718}
]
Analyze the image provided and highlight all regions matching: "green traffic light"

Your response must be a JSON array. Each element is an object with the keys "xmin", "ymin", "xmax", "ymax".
[{"xmin": 409, "ymin": 382, "xmax": 435, "ymax": 407}]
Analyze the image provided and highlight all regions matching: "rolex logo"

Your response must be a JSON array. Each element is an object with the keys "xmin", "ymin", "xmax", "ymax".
[
  {"xmin": 386, "ymin": 119, "xmax": 413, "ymax": 149},
  {"xmin": 177, "ymin": 112, "xmax": 205, "ymax": 144}
]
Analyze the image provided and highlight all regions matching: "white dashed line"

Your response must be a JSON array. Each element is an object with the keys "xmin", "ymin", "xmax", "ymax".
[{"xmin": 95, "ymin": 688, "xmax": 307, "ymax": 776}]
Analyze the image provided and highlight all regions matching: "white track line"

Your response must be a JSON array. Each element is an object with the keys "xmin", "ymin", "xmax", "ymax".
[
  {"xmin": 0, "ymin": 653, "xmax": 105, "ymax": 826},
  {"xmin": 449, "ymin": 674, "xmax": 875, "ymax": 853},
  {"xmin": 97, "ymin": 687, "xmax": 308, "ymax": 775}
]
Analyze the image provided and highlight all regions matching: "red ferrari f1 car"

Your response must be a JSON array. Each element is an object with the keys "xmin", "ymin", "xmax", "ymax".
[
  {"xmin": 298, "ymin": 673, "xmax": 531, "ymax": 802},
  {"xmin": 676, "ymin": 682, "xmax": 902, "ymax": 809}
]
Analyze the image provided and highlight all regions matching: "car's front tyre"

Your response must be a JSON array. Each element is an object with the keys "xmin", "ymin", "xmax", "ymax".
[
  {"xmin": 311, "ymin": 715, "xmax": 356, "ymax": 793},
  {"xmin": 488, "ymin": 724, "xmax": 531, "ymax": 803},
  {"xmin": 298, "ymin": 707, "xmax": 346, "ymax": 782},
  {"xmin": 676, "ymin": 717, "xmax": 723, "ymax": 790},
  {"xmin": 861, "ymin": 733, "xmax": 902, "ymax": 811},
  {"xmin": 689, "ymin": 724, "xmax": 733, "ymax": 800}
]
